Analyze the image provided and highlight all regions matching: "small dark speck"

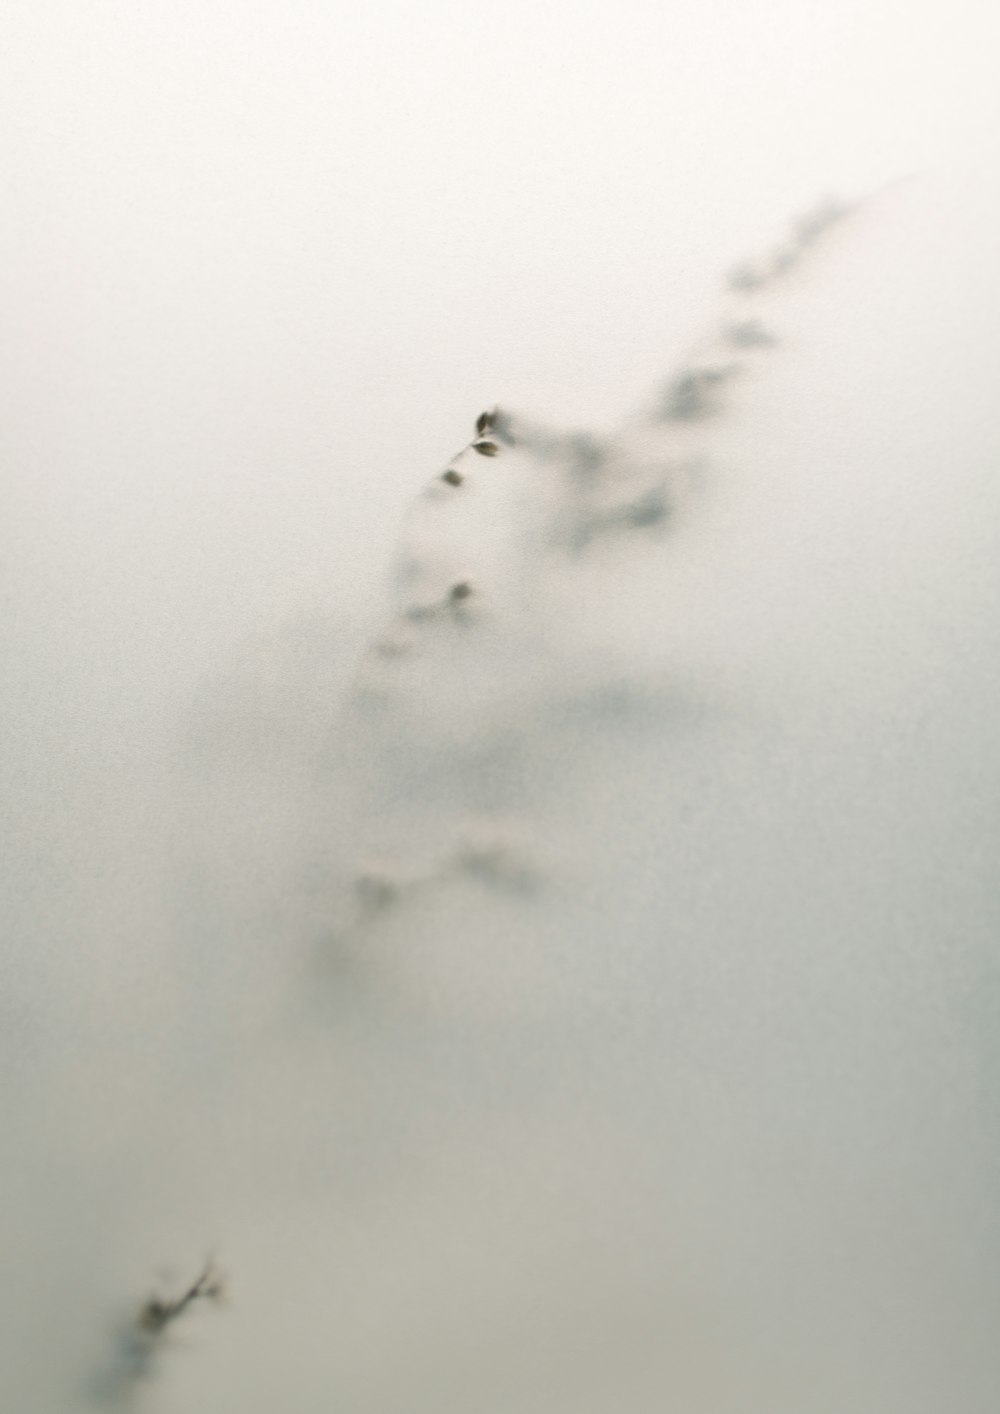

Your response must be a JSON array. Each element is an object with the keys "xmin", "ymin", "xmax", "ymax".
[
  {"xmin": 441, "ymin": 469, "xmax": 463, "ymax": 486},
  {"xmin": 473, "ymin": 439, "xmax": 499, "ymax": 457},
  {"xmin": 449, "ymin": 581, "xmax": 473, "ymax": 601}
]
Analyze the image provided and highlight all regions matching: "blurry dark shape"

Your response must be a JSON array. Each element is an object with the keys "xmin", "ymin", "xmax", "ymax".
[
  {"xmin": 725, "ymin": 318, "xmax": 776, "ymax": 348},
  {"xmin": 475, "ymin": 405, "xmax": 517, "ymax": 444},
  {"xmin": 770, "ymin": 243, "xmax": 799, "ymax": 276},
  {"xmin": 441, "ymin": 468, "xmax": 464, "ymax": 486},
  {"xmin": 621, "ymin": 485, "xmax": 670, "ymax": 529},
  {"xmin": 373, "ymin": 634, "xmax": 411, "ymax": 660},
  {"xmin": 492, "ymin": 406, "xmax": 515, "ymax": 444},
  {"xmin": 138, "ymin": 1260, "xmax": 224, "ymax": 1336},
  {"xmin": 453, "ymin": 834, "xmax": 541, "ymax": 893},
  {"xmin": 393, "ymin": 550, "xmax": 425, "ymax": 589},
  {"xmin": 570, "ymin": 483, "xmax": 671, "ymax": 550},
  {"xmin": 794, "ymin": 195, "xmax": 849, "ymax": 245},
  {"xmin": 305, "ymin": 927, "xmax": 370, "ymax": 1003},
  {"xmin": 472, "ymin": 438, "xmax": 499, "ymax": 456},
  {"xmin": 402, "ymin": 601, "xmax": 438, "ymax": 623},
  {"xmin": 662, "ymin": 363, "xmax": 739, "ymax": 421},
  {"xmin": 565, "ymin": 431, "xmax": 610, "ymax": 482},
  {"xmin": 727, "ymin": 197, "xmax": 851, "ymax": 295},
  {"xmin": 355, "ymin": 868, "xmax": 401, "ymax": 914},
  {"xmin": 727, "ymin": 261, "xmax": 766, "ymax": 292},
  {"xmin": 400, "ymin": 582, "xmax": 476, "ymax": 623},
  {"xmin": 93, "ymin": 1258, "xmax": 226, "ymax": 1400}
]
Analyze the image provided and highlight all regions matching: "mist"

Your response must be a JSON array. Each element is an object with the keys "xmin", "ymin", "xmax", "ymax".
[{"xmin": 3, "ymin": 4, "xmax": 1000, "ymax": 1411}]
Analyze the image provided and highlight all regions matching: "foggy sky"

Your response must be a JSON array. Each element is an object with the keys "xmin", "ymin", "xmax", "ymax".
[{"xmin": 3, "ymin": 4, "xmax": 1000, "ymax": 1412}]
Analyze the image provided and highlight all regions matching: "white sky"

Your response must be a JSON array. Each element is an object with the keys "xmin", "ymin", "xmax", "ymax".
[
  {"xmin": 2, "ymin": 5, "xmax": 1000, "ymax": 1411},
  {"xmin": 2, "ymin": 0, "xmax": 997, "ymax": 623},
  {"xmin": 3, "ymin": 0, "xmax": 997, "ymax": 764}
]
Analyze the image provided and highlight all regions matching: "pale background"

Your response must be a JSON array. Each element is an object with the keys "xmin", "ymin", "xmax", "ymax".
[{"xmin": 2, "ymin": 3, "xmax": 1000, "ymax": 1410}]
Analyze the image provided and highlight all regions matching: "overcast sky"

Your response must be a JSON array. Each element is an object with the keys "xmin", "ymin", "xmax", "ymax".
[{"xmin": 2, "ymin": 4, "xmax": 1000, "ymax": 1412}]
